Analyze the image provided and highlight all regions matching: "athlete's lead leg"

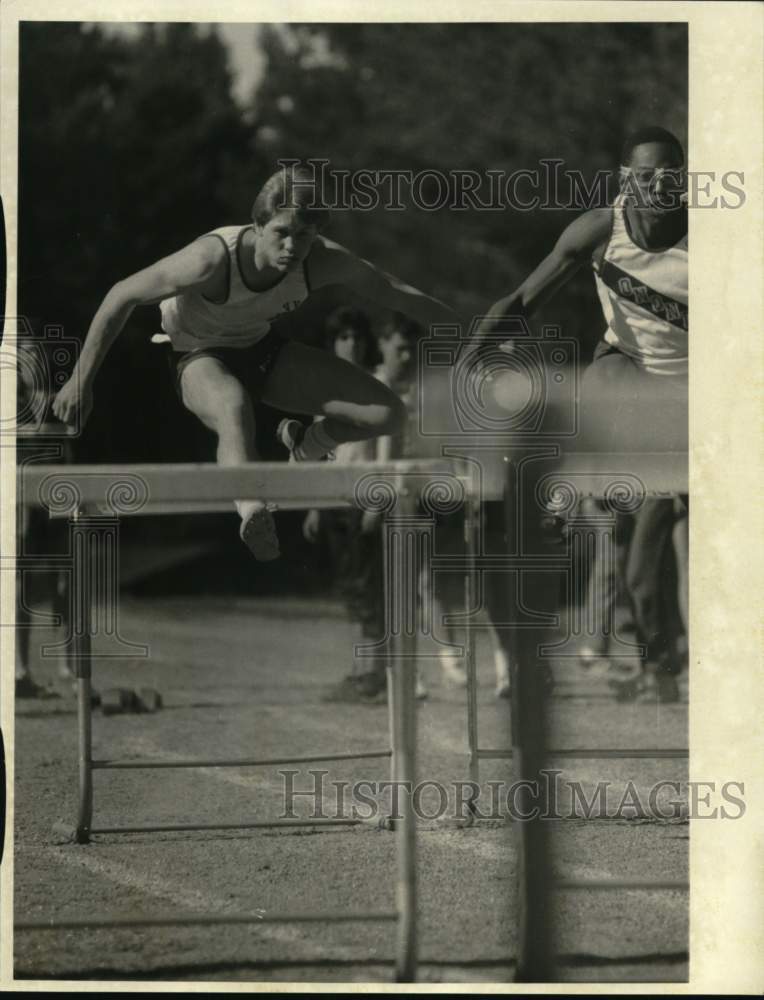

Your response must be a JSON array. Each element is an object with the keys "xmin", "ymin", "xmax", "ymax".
[
  {"xmin": 262, "ymin": 340, "xmax": 406, "ymax": 458},
  {"xmin": 179, "ymin": 356, "xmax": 279, "ymax": 560}
]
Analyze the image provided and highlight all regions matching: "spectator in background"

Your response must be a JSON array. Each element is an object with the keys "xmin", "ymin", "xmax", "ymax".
[
  {"xmin": 311, "ymin": 311, "xmax": 516, "ymax": 702},
  {"xmin": 579, "ymin": 497, "xmax": 688, "ymax": 703},
  {"xmin": 15, "ymin": 337, "xmax": 73, "ymax": 699},
  {"xmin": 309, "ymin": 313, "xmax": 428, "ymax": 703},
  {"xmin": 619, "ymin": 495, "xmax": 688, "ymax": 702},
  {"xmin": 322, "ymin": 305, "xmax": 377, "ymax": 369},
  {"xmin": 578, "ymin": 501, "xmax": 637, "ymax": 668},
  {"xmin": 302, "ymin": 306, "xmax": 377, "ymax": 603}
]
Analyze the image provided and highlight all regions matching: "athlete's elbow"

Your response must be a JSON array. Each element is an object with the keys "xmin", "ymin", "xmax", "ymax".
[{"xmin": 105, "ymin": 279, "xmax": 141, "ymax": 314}]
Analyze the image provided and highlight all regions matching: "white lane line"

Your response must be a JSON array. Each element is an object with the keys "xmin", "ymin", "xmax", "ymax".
[
  {"xmin": 439, "ymin": 835, "xmax": 686, "ymax": 915},
  {"xmin": 37, "ymin": 849, "xmax": 364, "ymax": 962}
]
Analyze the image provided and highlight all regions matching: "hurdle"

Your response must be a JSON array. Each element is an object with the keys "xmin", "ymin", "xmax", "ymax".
[
  {"xmin": 15, "ymin": 451, "xmax": 690, "ymax": 980},
  {"xmin": 460, "ymin": 449, "xmax": 690, "ymax": 781},
  {"xmin": 15, "ymin": 457, "xmax": 472, "ymax": 981},
  {"xmin": 459, "ymin": 448, "xmax": 691, "ymax": 981}
]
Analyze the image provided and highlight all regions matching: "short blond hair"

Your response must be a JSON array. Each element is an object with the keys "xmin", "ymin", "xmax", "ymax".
[{"xmin": 252, "ymin": 164, "xmax": 329, "ymax": 229}]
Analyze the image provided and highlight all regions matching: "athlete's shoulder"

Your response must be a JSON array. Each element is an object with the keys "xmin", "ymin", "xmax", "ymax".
[{"xmin": 199, "ymin": 224, "xmax": 248, "ymax": 248}]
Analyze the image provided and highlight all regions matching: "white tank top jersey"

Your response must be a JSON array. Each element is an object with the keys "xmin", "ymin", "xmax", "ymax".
[
  {"xmin": 153, "ymin": 225, "xmax": 310, "ymax": 352},
  {"xmin": 592, "ymin": 197, "xmax": 688, "ymax": 376}
]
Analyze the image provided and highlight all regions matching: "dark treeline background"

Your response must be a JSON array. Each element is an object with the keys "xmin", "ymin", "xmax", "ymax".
[{"xmin": 17, "ymin": 21, "xmax": 686, "ymax": 590}]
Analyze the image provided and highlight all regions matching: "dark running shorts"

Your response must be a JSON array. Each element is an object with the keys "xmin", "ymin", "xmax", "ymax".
[{"xmin": 165, "ymin": 329, "xmax": 288, "ymax": 403}]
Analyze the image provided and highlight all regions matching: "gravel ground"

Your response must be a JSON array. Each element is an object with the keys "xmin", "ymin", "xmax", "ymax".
[{"xmin": 13, "ymin": 595, "xmax": 688, "ymax": 985}]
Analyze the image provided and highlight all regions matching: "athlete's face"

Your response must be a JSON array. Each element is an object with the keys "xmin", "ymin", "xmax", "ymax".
[
  {"xmin": 623, "ymin": 142, "xmax": 685, "ymax": 215},
  {"xmin": 379, "ymin": 332, "xmax": 414, "ymax": 384},
  {"xmin": 255, "ymin": 210, "xmax": 318, "ymax": 272},
  {"xmin": 333, "ymin": 328, "xmax": 366, "ymax": 367}
]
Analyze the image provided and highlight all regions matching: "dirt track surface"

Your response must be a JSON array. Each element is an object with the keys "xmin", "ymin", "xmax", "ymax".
[{"xmin": 13, "ymin": 596, "xmax": 688, "ymax": 985}]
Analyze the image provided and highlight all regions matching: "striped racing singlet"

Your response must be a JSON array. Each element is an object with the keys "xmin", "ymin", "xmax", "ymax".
[{"xmin": 593, "ymin": 199, "xmax": 688, "ymax": 376}]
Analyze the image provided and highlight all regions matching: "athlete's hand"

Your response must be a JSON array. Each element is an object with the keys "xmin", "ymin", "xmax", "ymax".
[
  {"xmin": 302, "ymin": 509, "xmax": 321, "ymax": 543},
  {"xmin": 52, "ymin": 376, "xmax": 93, "ymax": 428}
]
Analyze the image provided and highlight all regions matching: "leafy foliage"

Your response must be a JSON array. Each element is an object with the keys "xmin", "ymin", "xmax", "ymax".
[{"xmin": 256, "ymin": 22, "xmax": 687, "ymax": 331}]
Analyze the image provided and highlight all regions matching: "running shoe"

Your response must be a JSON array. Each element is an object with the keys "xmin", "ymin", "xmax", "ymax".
[
  {"xmin": 607, "ymin": 661, "xmax": 647, "ymax": 702},
  {"xmin": 277, "ymin": 418, "xmax": 335, "ymax": 462},
  {"xmin": 15, "ymin": 676, "xmax": 60, "ymax": 699},
  {"xmin": 322, "ymin": 674, "xmax": 387, "ymax": 704},
  {"xmin": 240, "ymin": 503, "xmax": 280, "ymax": 561}
]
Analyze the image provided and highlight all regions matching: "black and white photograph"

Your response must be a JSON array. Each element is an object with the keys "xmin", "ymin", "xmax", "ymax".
[{"xmin": 1, "ymin": 1, "xmax": 761, "ymax": 991}]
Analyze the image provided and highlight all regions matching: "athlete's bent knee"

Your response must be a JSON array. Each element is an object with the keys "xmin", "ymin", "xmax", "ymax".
[{"xmin": 185, "ymin": 386, "xmax": 252, "ymax": 434}]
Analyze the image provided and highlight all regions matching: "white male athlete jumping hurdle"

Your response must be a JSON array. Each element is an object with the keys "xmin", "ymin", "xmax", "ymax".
[{"xmin": 53, "ymin": 164, "xmax": 458, "ymax": 560}]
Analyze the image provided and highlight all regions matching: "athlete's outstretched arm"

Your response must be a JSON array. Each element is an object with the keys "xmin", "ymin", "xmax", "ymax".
[
  {"xmin": 308, "ymin": 236, "xmax": 459, "ymax": 330},
  {"xmin": 53, "ymin": 238, "xmax": 226, "ymax": 426},
  {"xmin": 473, "ymin": 208, "xmax": 612, "ymax": 341}
]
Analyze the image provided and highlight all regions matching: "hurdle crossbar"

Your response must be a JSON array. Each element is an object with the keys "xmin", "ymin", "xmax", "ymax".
[
  {"xmin": 18, "ymin": 451, "xmax": 688, "ymax": 515},
  {"xmin": 16, "ymin": 910, "xmax": 398, "ymax": 931},
  {"xmin": 91, "ymin": 749, "xmax": 392, "ymax": 769},
  {"xmin": 475, "ymin": 748, "xmax": 688, "ymax": 760},
  {"xmin": 19, "ymin": 459, "xmax": 462, "ymax": 512},
  {"xmin": 79, "ymin": 818, "xmax": 373, "ymax": 835},
  {"xmin": 556, "ymin": 879, "xmax": 689, "ymax": 892}
]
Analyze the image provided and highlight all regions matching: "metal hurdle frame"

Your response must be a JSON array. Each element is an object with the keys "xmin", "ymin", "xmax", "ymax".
[
  {"xmin": 459, "ymin": 450, "xmax": 691, "ymax": 781},
  {"xmin": 15, "ymin": 453, "xmax": 691, "ymax": 980},
  {"xmin": 458, "ymin": 449, "xmax": 691, "ymax": 981},
  {"xmin": 15, "ymin": 458, "xmax": 471, "ymax": 982}
]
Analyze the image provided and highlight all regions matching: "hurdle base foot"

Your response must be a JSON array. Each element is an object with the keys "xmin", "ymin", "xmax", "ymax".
[
  {"xmin": 52, "ymin": 822, "xmax": 89, "ymax": 845},
  {"xmin": 437, "ymin": 814, "xmax": 474, "ymax": 830},
  {"xmin": 357, "ymin": 816, "xmax": 397, "ymax": 832}
]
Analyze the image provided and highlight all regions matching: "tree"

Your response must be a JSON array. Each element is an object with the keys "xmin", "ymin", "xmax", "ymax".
[
  {"xmin": 252, "ymin": 23, "xmax": 687, "ymax": 342},
  {"xmin": 18, "ymin": 22, "xmax": 264, "ymax": 460}
]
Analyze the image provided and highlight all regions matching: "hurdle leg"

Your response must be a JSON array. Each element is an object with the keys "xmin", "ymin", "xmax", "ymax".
[
  {"xmin": 387, "ymin": 664, "xmax": 397, "ymax": 785},
  {"xmin": 384, "ymin": 506, "xmax": 420, "ymax": 982},
  {"xmin": 392, "ymin": 618, "xmax": 417, "ymax": 981},
  {"xmin": 506, "ymin": 461, "xmax": 558, "ymax": 982},
  {"xmin": 53, "ymin": 508, "xmax": 94, "ymax": 844},
  {"xmin": 464, "ymin": 494, "xmax": 480, "ymax": 801},
  {"xmin": 384, "ymin": 523, "xmax": 398, "ymax": 788}
]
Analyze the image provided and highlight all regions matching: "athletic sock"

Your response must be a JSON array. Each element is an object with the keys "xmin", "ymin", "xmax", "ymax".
[
  {"xmin": 235, "ymin": 499, "xmax": 265, "ymax": 521},
  {"xmin": 295, "ymin": 420, "xmax": 343, "ymax": 461}
]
